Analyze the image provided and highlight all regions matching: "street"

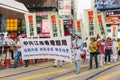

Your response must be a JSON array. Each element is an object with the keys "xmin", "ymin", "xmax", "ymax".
[{"xmin": 0, "ymin": 60, "xmax": 120, "ymax": 80}]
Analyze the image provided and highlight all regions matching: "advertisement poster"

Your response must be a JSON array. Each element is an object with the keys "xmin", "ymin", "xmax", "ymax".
[
  {"xmin": 97, "ymin": 13, "xmax": 107, "ymax": 36},
  {"xmin": 21, "ymin": 36, "xmax": 72, "ymax": 62},
  {"xmin": 96, "ymin": 0, "xmax": 120, "ymax": 10},
  {"xmin": 58, "ymin": 0, "xmax": 71, "ymax": 19},
  {"xmin": 42, "ymin": 19, "xmax": 50, "ymax": 33},
  {"xmin": 25, "ymin": 13, "xmax": 37, "ymax": 37},
  {"xmin": 49, "ymin": 13, "xmax": 60, "ymax": 38}
]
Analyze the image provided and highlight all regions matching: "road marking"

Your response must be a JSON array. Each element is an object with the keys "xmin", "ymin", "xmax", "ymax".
[
  {"xmin": 16, "ymin": 65, "xmax": 88, "ymax": 80},
  {"xmin": 55, "ymin": 62, "xmax": 120, "ymax": 80},
  {"xmin": 95, "ymin": 70, "xmax": 120, "ymax": 80},
  {"xmin": 0, "ymin": 63, "xmax": 71, "ymax": 79}
]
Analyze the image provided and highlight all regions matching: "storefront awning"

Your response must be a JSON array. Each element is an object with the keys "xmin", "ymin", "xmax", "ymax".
[{"xmin": 0, "ymin": 0, "xmax": 29, "ymax": 14}]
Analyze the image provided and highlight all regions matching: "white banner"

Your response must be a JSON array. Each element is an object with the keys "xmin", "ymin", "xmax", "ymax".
[
  {"xmin": 24, "ymin": 13, "xmax": 37, "ymax": 37},
  {"xmin": 21, "ymin": 36, "xmax": 72, "ymax": 62}
]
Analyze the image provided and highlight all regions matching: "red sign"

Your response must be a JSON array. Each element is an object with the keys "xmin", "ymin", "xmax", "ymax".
[
  {"xmin": 77, "ymin": 21, "xmax": 80, "ymax": 29},
  {"xmin": 28, "ymin": 15, "xmax": 33, "ymax": 24},
  {"xmin": 88, "ymin": 11, "xmax": 94, "ymax": 21},
  {"xmin": 51, "ymin": 15, "xmax": 56, "ymax": 24},
  {"xmin": 113, "ymin": 26, "xmax": 117, "ymax": 32},
  {"xmin": 97, "ymin": 15, "xmax": 102, "ymax": 23}
]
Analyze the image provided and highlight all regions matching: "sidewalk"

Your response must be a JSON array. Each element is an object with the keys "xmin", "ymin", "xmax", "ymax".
[{"xmin": 0, "ymin": 61, "xmax": 54, "ymax": 78}]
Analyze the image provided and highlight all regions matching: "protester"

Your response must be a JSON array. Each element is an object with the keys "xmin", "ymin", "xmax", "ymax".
[
  {"xmin": 83, "ymin": 37, "xmax": 90, "ymax": 63},
  {"xmin": 112, "ymin": 38, "xmax": 118, "ymax": 63},
  {"xmin": 97, "ymin": 39, "xmax": 105, "ymax": 67},
  {"xmin": 117, "ymin": 39, "xmax": 120, "ymax": 60},
  {"xmin": 4, "ymin": 34, "xmax": 15, "ymax": 60},
  {"xmin": 13, "ymin": 38, "xmax": 22, "ymax": 68},
  {"xmin": 89, "ymin": 37, "xmax": 99, "ymax": 69},
  {"xmin": 0, "ymin": 34, "xmax": 4, "ymax": 61},
  {"xmin": 71, "ymin": 32, "xmax": 83, "ymax": 74},
  {"xmin": 104, "ymin": 37, "xmax": 113, "ymax": 64}
]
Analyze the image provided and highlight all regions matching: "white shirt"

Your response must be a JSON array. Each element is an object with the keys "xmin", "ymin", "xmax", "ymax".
[
  {"xmin": 4, "ymin": 37, "xmax": 15, "ymax": 46},
  {"xmin": 72, "ymin": 39, "xmax": 83, "ymax": 60}
]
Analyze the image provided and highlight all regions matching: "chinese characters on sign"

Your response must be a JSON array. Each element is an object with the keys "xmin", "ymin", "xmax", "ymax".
[
  {"xmin": 88, "ymin": 10, "xmax": 95, "ymax": 36},
  {"xmin": 58, "ymin": 19, "xmax": 64, "ymax": 37},
  {"xmin": 49, "ymin": 13, "xmax": 60, "ymax": 38},
  {"xmin": 97, "ymin": 14, "xmax": 105, "ymax": 35},
  {"xmin": 21, "ymin": 36, "xmax": 72, "ymax": 62},
  {"xmin": 25, "ymin": 13, "xmax": 37, "ymax": 37}
]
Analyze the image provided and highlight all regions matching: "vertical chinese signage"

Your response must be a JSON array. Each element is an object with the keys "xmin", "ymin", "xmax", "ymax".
[
  {"xmin": 84, "ymin": 9, "xmax": 97, "ymax": 37},
  {"xmin": 49, "ymin": 13, "xmax": 60, "ymax": 38},
  {"xmin": 74, "ymin": 20, "xmax": 84, "ymax": 39},
  {"xmin": 88, "ymin": 10, "xmax": 95, "ymax": 36},
  {"xmin": 97, "ymin": 13, "xmax": 107, "ymax": 36},
  {"xmin": 58, "ymin": 18, "xmax": 64, "ymax": 37},
  {"xmin": 111, "ymin": 25, "xmax": 118, "ymax": 38},
  {"xmin": 25, "ymin": 13, "xmax": 37, "ymax": 37},
  {"xmin": 75, "ymin": 20, "xmax": 81, "ymax": 32}
]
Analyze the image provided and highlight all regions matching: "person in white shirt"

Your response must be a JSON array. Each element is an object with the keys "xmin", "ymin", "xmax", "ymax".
[
  {"xmin": 13, "ymin": 37, "xmax": 22, "ymax": 68},
  {"xmin": 4, "ymin": 34, "xmax": 15, "ymax": 60},
  {"xmin": 112, "ymin": 38, "xmax": 118, "ymax": 63},
  {"xmin": 71, "ymin": 32, "xmax": 83, "ymax": 74}
]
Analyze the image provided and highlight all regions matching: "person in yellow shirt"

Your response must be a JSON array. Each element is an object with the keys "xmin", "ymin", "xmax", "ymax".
[
  {"xmin": 117, "ymin": 39, "xmax": 120, "ymax": 59},
  {"xmin": 89, "ymin": 37, "xmax": 98, "ymax": 69}
]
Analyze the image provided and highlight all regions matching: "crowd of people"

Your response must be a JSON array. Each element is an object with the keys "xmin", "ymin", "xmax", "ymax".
[
  {"xmin": 0, "ymin": 33, "xmax": 120, "ymax": 74},
  {"xmin": 0, "ymin": 33, "xmax": 33, "ymax": 68},
  {"xmin": 71, "ymin": 32, "xmax": 120, "ymax": 74}
]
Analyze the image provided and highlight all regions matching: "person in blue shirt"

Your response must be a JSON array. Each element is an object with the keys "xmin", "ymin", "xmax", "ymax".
[{"xmin": 0, "ymin": 34, "xmax": 4, "ymax": 60}]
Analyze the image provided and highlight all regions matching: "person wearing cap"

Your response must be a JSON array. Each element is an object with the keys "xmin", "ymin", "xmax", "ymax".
[
  {"xmin": 71, "ymin": 32, "xmax": 83, "ymax": 74},
  {"xmin": 89, "ymin": 37, "xmax": 99, "ymax": 69},
  {"xmin": 105, "ymin": 37, "xmax": 113, "ymax": 64}
]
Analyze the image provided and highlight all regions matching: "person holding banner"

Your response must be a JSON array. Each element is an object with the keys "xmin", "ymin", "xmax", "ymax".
[
  {"xmin": 71, "ymin": 32, "xmax": 83, "ymax": 74},
  {"xmin": 13, "ymin": 38, "xmax": 22, "ymax": 68}
]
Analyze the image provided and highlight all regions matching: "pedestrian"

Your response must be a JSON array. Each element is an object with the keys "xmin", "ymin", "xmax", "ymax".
[
  {"xmin": 71, "ymin": 32, "xmax": 83, "ymax": 74},
  {"xmin": 97, "ymin": 39, "xmax": 105, "ymax": 67},
  {"xmin": 0, "ymin": 34, "xmax": 4, "ymax": 61},
  {"xmin": 13, "ymin": 38, "xmax": 22, "ymax": 68},
  {"xmin": 104, "ymin": 37, "xmax": 113, "ymax": 64},
  {"xmin": 117, "ymin": 39, "xmax": 120, "ymax": 61},
  {"xmin": 112, "ymin": 38, "xmax": 118, "ymax": 63},
  {"xmin": 4, "ymin": 33, "xmax": 15, "ymax": 60},
  {"xmin": 89, "ymin": 37, "xmax": 99, "ymax": 69},
  {"xmin": 82, "ymin": 37, "xmax": 90, "ymax": 63}
]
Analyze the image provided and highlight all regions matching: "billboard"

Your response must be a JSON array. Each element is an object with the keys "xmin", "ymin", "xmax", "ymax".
[
  {"xmin": 58, "ymin": 0, "xmax": 71, "ymax": 19},
  {"xmin": 96, "ymin": 0, "xmax": 120, "ymax": 10},
  {"xmin": 42, "ymin": 19, "xmax": 50, "ymax": 33}
]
